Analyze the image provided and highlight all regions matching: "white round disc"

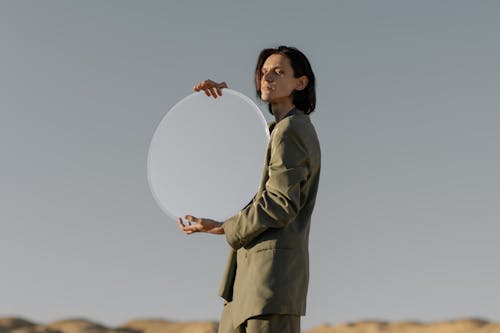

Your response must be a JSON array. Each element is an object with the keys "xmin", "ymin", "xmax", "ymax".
[{"xmin": 147, "ymin": 89, "xmax": 270, "ymax": 222}]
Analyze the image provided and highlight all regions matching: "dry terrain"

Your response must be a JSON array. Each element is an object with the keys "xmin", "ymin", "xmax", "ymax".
[{"xmin": 1, "ymin": 316, "xmax": 500, "ymax": 333}]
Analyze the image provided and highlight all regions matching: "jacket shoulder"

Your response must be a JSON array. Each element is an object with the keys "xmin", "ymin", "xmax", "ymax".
[{"xmin": 273, "ymin": 114, "xmax": 314, "ymax": 140}]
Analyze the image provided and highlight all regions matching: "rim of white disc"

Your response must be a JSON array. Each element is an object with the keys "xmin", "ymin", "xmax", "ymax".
[{"xmin": 146, "ymin": 88, "xmax": 270, "ymax": 221}]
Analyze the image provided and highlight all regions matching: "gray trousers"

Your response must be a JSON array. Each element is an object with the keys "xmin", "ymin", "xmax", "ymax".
[{"xmin": 218, "ymin": 302, "xmax": 300, "ymax": 333}]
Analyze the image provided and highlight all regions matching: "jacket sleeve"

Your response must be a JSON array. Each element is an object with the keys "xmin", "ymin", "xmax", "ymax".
[{"xmin": 222, "ymin": 123, "xmax": 309, "ymax": 250}]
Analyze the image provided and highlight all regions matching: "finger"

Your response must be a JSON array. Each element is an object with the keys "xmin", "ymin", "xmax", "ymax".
[
  {"xmin": 203, "ymin": 89, "xmax": 210, "ymax": 97},
  {"xmin": 180, "ymin": 224, "xmax": 192, "ymax": 233},
  {"xmin": 181, "ymin": 224, "xmax": 202, "ymax": 232},
  {"xmin": 182, "ymin": 218, "xmax": 203, "ymax": 229},
  {"xmin": 185, "ymin": 215, "xmax": 200, "ymax": 223},
  {"xmin": 216, "ymin": 87, "xmax": 222, "ymax": 96},
  {"xmin": 200, "ymin": 80, "xmax": 212, "ymax": 90},
  {"xmin": 178, "ymin": 218, "xmax": 186, "ymax": 232},
  {"xmin": 209, "ymin": 87, "xmax": 217, "ymax": 98}
]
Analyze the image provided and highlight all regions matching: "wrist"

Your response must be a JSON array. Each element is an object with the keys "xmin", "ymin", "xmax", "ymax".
[{"xmin": 215, "ymin": 222, "xmax": 225, "ymax": 234}]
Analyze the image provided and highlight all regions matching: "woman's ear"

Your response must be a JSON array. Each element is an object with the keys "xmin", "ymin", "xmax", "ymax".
[{"xmin": 295, "ymin": 76, "xmax": 309, "ymax": 91}]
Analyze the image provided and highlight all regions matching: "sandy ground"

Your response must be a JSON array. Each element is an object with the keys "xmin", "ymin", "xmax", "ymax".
[{"xmin": 1, "ymin": 316, "xmax": 500, "ymax": 333}]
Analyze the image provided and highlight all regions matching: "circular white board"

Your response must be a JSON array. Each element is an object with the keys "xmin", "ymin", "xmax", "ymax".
[{"xmin": 147, "ymin": 89, "xmax": 270, "ymax": 222}]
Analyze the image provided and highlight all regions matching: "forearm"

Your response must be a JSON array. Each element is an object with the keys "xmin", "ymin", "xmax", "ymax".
[{"xmin": 222, "ymin": 185, "xmax": 300, "ymax": 249}]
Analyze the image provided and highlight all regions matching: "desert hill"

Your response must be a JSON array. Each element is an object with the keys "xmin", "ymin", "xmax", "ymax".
[{"xmin": 1, "ymin": 316, "xmax": 500, "ymax": 333}]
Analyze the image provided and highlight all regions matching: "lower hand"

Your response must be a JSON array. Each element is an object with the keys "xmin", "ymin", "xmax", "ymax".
[{"xmin": 178, "ymin": 215, "xmax": 224, "ymax": 235}]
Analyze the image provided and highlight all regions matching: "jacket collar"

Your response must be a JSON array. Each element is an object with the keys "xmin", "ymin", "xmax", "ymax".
[{"xmin": 268, "ymin": 106, "xmax": 303, "ymax": 133}]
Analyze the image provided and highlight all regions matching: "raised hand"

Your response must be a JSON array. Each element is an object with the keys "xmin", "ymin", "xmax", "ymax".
[{"xmin": 193, "ymin": 79, "xmax": 228, "ymax": 98}]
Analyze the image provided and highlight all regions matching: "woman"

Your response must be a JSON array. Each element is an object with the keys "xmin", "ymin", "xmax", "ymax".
[{"xmin": 178, "ymin": 45, "xmax": 321, "ymax": 333}]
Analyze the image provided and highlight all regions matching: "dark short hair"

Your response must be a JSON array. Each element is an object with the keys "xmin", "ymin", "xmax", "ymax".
[{"xmin": 254, "ymin": 45, "xmax": 316, "ymax": 115}]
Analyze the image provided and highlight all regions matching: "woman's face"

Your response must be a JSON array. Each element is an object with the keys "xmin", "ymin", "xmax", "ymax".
[{"xmin": 259, "ymin": 54, "xmax": 302, "ymax": 104}]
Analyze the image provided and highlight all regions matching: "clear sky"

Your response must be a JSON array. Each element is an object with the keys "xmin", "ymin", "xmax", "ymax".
[{"xmin": 1, "ymin": 1, "xmax": 499, "ymax": 331}]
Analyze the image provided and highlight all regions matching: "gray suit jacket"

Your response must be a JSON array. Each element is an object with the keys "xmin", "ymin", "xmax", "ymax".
[{"xmin": 219, "ymin": 107, "xmax": 321, "ymax": 329}]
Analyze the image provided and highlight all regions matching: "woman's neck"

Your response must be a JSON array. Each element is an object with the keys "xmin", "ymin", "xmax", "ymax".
[{"xmin": 271, "ymin": 101, "xmax": 296, "ymax": 123}]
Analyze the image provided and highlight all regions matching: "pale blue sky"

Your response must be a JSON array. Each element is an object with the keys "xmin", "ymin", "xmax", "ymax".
[{"xmin": 1, "ymin": 1, "xmax": 499, "ymax": 331}]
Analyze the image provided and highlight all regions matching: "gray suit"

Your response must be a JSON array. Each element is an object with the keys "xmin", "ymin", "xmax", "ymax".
[{"xmin": 219, "ymin": 107, "xmax": 321, "ymax": 331}]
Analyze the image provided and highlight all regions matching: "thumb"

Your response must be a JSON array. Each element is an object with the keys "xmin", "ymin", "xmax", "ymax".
[{"xmin": 184, "ymin": 215, "xmax": 201, "ymax": 223}]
